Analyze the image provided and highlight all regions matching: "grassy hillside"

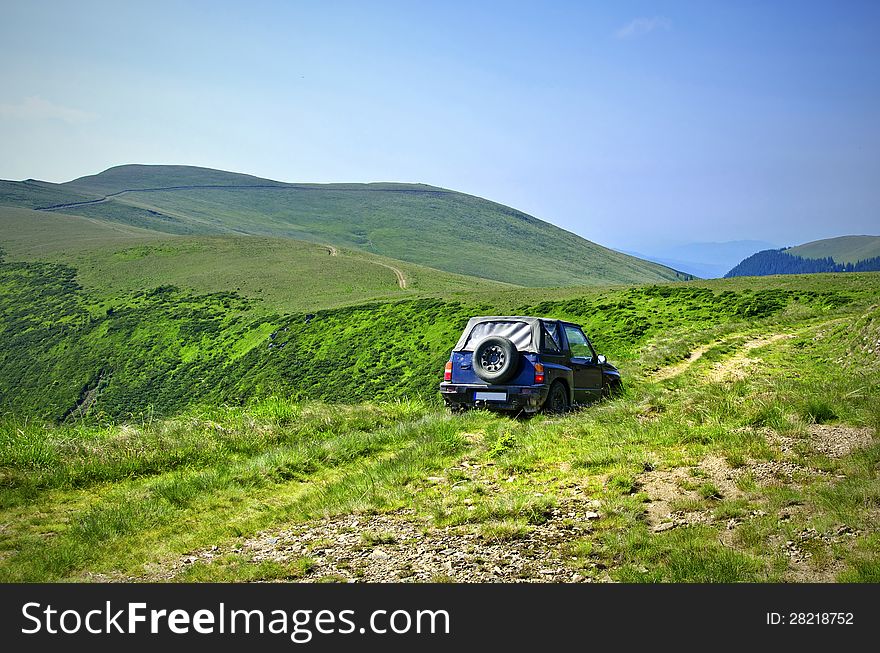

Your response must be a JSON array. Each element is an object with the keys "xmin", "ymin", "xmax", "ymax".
[
  {"xmin": 1, "ymin": 226, "xmax": 875, "ymax": 420},
  {"xmin": 0, "ymin": 179, "xmax": 99, "ymax": 209},
  {"xmin": 788, "ymin": 235, "xmax": 880, "ymax": 264},
  {"xmin": 0, "ymin": 164, "xmax": 690, "ymax": 287},
  {"xmin": 0, "ymin": 205, "xmax": 167, "ymax": 256},
  {"xmin": 0, "ymin": 206, "xmax": 511, "ymax": 313},
  {"xmin": 1, "ymin": 271, "xmax": 877, "ymax": 583}
]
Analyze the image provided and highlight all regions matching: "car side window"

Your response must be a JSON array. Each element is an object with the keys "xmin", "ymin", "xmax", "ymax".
[
  {"xmin": 563, "ymin": 325, "xmax": 595, "ymax": 359},
  {"xmin": 542, "ymin": 321, "xmax": 561, "ymax": 353}
]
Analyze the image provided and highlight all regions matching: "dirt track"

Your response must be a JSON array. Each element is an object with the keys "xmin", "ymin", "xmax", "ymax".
[
  {"xmin": 708, "ymin": 333, "xmax": 794, "ymax": 382},
  {"xmin": 372, "ymin": 260, "xmax": 407, "ymax": 289}
]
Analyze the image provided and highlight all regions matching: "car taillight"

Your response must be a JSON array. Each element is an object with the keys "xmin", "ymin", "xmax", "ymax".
[
  {"xmin": 534, "ymin": 362, "xmax": 545, "ymax": 384},
  {"xmin": 444, "ymin": 361, "xmax": 452, "ymax": 381}
]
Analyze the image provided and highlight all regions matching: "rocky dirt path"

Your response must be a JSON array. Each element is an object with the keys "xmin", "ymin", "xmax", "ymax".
[
  {"xmin": 145, "ymin": 421, "xmax": 873, "ymax": 584},
  {"xmin": 162, "ymin": 502, "xmax": 605, "ymax": 583}
]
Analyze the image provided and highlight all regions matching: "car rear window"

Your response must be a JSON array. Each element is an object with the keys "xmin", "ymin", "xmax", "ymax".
[
  {"xmin": 462, "ymin": 321, "xmax": 532, "ymax": 351},
  {"xmin": 542, "ymin": 321, "xmax": 561, "ymax": 352}
]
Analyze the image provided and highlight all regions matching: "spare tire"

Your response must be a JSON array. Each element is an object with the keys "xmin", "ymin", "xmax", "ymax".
[{"xmin": 472, "ymin": 336, "xmax": 519, "ymax": 383}]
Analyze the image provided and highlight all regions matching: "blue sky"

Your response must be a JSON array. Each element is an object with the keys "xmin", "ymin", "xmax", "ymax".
[{"xmin": 1, "ymin": 1, "xmax": 878, "ymax": 252}]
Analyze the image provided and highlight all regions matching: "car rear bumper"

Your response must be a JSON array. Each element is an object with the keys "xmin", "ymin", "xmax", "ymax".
[{"xmin": 439, "ymin": 382, "xmax": 549, "ymax": 412}]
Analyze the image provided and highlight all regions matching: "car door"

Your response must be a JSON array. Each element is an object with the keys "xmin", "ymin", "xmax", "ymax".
[{"xmin": 562, "ymin": 324, "xmax": 603, "ymax": 403}]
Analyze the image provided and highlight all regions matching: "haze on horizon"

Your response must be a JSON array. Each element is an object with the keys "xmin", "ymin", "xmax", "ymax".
[{"xmin": 1, "ymin": 0, "xmax": 878, "ymax": 254}]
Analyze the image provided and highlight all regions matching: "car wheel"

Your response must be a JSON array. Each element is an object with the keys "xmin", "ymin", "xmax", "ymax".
[
  {"xmin": 472, "ymin": 336, "xmax": 519, "ymax": 383},
  {"xmin": 602, "ymin": 380, "xmax": 622, "ymax": 398},
  {"xmin": 545, "ymin": 381, "xmax": 569, "ymax": 414}
]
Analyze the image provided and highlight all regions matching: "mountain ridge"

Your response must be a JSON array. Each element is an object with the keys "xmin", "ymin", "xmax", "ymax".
[{"xmin": 1, "ymin": 164, "xmax": 692, "ymax": 287}]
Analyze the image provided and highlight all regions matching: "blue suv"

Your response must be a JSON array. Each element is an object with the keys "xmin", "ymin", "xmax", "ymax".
[{"xmin": 440, "ymin": 316, "xmax": 621, "ymax": 414}]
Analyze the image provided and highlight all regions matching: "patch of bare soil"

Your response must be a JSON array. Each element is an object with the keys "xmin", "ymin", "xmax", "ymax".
[
  {"xmin": 708, "ymin": 333, "xmax": 793, "ymax": 383},
  {"xmin": 804, "ymin": 424, "xmax": 875, "ymax": 458},
  {"xmin": 640, "ymin": 424, "xmax": 874, "ymax": 533},
  {"xmin": 763, "ymin": 424, "xmax": 874, "ymax": 480},
  {"xmin": 640, "ymin": 455, "xmax": 743, "ymax": 532}
]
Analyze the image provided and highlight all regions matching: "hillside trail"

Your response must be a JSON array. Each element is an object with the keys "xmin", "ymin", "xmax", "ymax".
[
  {"xmin": 373, "ymin": 260, "xmax": 407, "ymax": 289},
  {"xmin": 325, "ymin": 244, "xmax": 407, "ymax": 289},
  {"xmin": 37, "ymin": 184, "xmax": 411, "ymax": 290},
  {"xmin": 707, "ymin": 333, "xmax": 794, "ymax": 383}
]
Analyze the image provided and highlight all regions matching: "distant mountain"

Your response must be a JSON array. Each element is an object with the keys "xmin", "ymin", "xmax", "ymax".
[
  {"xmin": 620, "ymin": 240, "xmax": 777, "ymax": 279},
  {"xmin": 0, "ymin": 164, "xmax": 691, "ymax": 287},
  {"xmin": 787, "ymin": 235, "xmax": 880, "ymax": 265},
  {"xmin": 725, "ymin": 236, "xmax": 880, "ymax": 277}
]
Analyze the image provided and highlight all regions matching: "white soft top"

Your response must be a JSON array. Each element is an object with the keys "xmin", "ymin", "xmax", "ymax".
[{"xmin": 452, "ymin": 316, "xmax": 556, "ymax": 353}]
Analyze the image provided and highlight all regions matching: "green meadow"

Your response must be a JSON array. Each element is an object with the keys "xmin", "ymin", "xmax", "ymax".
[{"xmin": 1, "ymin": 224, "xmax": 877, "ymax": 581}]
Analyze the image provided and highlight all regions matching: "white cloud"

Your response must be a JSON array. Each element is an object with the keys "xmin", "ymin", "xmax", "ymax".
[
  {"xmin": 615, "ymin": 16, "xmax": 672, "ymax": 40},
  {"xmin": 0, "ymin": 96, "xmax": 96, "ymax": 124}
]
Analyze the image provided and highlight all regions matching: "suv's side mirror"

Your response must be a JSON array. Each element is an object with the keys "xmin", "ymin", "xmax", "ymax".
[{"xmin": 597, "ymin": 354, "xmax": 607, "ymax": 365}]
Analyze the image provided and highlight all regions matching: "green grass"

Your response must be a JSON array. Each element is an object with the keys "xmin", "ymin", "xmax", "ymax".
[
  {"xmin": 0, "ymin": 206, "xmax": 510, "ymax": 313},
  {"xmin": 175, "ymin": 555, "xmax": 316, "ymax": 582},
  {"xmin": 1, "ymin": 163, "xmax": 690, "ymax": 287}
]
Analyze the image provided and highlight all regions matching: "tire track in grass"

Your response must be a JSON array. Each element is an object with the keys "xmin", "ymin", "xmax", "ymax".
[
  {"xmin": 372, "ymin": 260, "xmax": 407, "ymax": 289},
  {"xmin": 707, "ymin": 333, "xmax": 793, "ymax": 383},
  {"xmin": 651, "ymin": 343, "xmax": 715, "ymax": 382}
]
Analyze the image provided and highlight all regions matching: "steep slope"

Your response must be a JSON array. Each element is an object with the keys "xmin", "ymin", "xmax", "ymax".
[{"xmin": 1, "ymin": 165, "xmax": 690, "ymax": 287}]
